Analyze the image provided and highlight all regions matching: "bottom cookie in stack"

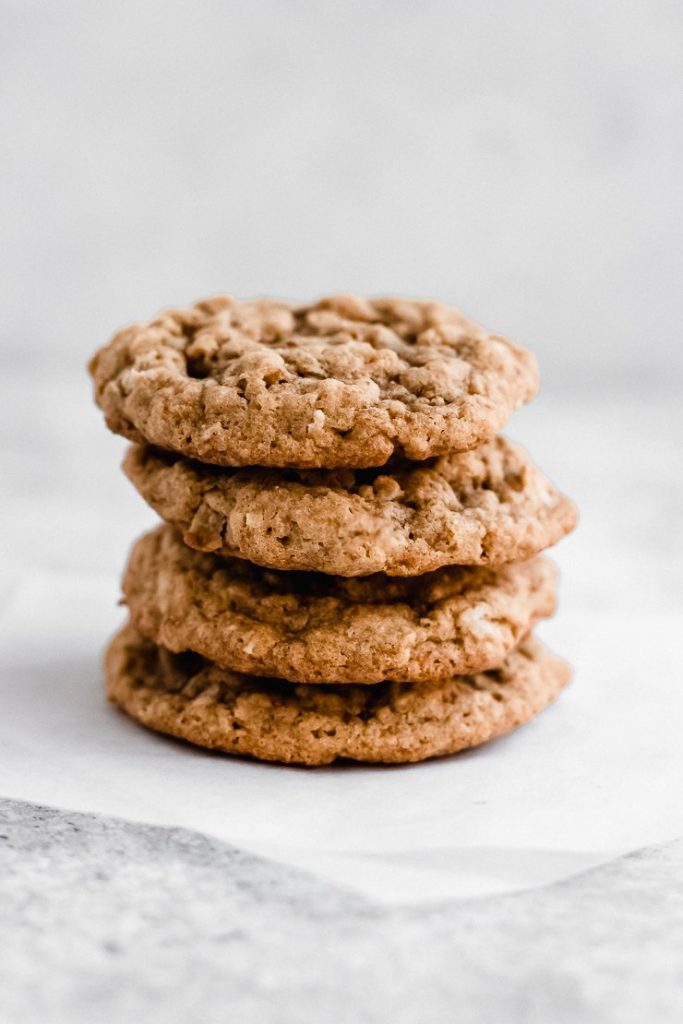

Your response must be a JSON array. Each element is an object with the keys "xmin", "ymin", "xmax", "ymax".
[{"xmin": 106, "ymin": 623, "xmax": 570, "ymax": 766}]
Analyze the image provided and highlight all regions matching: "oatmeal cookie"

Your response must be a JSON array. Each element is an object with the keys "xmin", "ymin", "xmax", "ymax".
[
  {"xmin": 123, "ymin": 525, "xmax": 558, "ymax": 684},
  {"xmin": 89, "ymin": 294, "xmax": 538, "ymax": 468},
  {"xmin": 124, "ymin": 436, "xmax": 577, "ymax": 576},
  {"xmin": 106, "ymin": 624, "xmax": 570, "ymax": 765}
]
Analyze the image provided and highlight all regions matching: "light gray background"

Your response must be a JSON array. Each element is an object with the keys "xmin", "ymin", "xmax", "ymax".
[{"xmin": 2, "ymin": 0, "xmax": 682, "ymax": 389}]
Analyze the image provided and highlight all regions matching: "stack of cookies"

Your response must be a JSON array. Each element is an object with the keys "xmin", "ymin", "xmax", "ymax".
[{"xmin": 89, "ymin": 295, "xmax": 577, "ymax": 765}]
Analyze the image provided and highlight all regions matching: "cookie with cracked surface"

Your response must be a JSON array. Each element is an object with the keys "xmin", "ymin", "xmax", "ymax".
[
  {"xmin": 123, "ymin": 525, "xmax": 558, "ymax": 684},
  {"xmin": 124, "ymin": 436, "xmax": 578, "ymax": 577},
  {"xmin": 89, "ymin": 294, "xmax": 538, "ymax": 469},
  {"xmin": 106, "ymin": 624, "xmax": 571, "ymax": 765}
]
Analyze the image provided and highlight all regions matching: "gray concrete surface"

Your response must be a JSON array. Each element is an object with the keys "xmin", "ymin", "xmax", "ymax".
[{"xmin": 2, "ymin": 797, "xmax": 682, "ymax": 1024}]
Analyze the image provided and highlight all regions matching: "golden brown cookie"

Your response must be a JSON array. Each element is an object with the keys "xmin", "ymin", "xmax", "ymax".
[
  {"xmin": 89, "ymin": 294, "xmax": 538, "ymax": 469},
  {"xmin": 124, "ymin": 436, "xmax": 577, "ymax": 577},
  {"xmin": 106, "ymin": 624, "xmax": 571, "ymax": 765},
  {"xmin": 123, "ymin": 525, "xmax": 558, "ymax": 684}
]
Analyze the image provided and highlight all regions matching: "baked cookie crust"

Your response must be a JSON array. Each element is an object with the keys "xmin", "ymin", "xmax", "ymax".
[
  {"xmin": 124, "ymin": 436, "xmax": 577, "ymax": 577},
  {"xmin": 89, "ymin": 294, "xmax": 538, "ymax": 469},
  {"xmin": 123, "ymin": 525, "xmax": 558, "ymax": 684},
  {"xmin": 106, "ymin": 624, "xmax": 571, "ymax": 765}
]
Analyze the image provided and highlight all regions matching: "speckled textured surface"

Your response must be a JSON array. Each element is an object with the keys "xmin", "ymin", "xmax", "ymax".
[{"xmin": 2, "ymin": 797, "xmax": 682, "ymax": 1024}]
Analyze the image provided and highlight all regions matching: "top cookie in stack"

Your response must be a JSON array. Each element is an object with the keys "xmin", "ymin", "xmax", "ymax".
[
  {"xmin": 89, "ymin": 293, "xmax": 539, "ymax": 468},
  {"xmin": 89, "ymin": 294, "xmax": 577, "ymax": 765}
]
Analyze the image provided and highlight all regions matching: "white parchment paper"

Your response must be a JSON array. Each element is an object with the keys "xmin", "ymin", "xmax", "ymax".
[{"xmin": 1, "ymin": 569, "xmax": 681, "ymax": 904}]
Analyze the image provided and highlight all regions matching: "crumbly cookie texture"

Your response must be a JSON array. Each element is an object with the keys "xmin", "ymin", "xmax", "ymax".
[
  {"xmin": 123, "ymin": 525, "xmax": 558, "ymax": 684},
  {"xmin": 89, "ymin": 294, "xmax": 538, "ymax": 469},
  {"xmin": 106, "ymin": 624, "xmax": 570, "ymax": 765},
  {"xmin": 124, "ymin": 436, "xmax": 578, "ymax": 577}
]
